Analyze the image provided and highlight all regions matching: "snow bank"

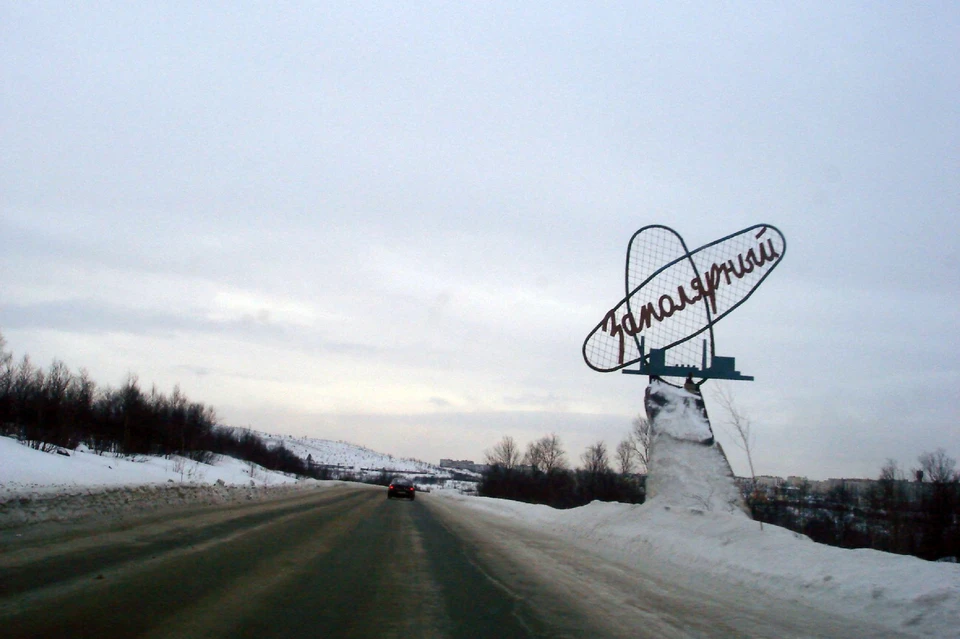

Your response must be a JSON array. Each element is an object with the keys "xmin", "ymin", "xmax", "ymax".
[
  {"xmin": 435, "ymin": 492, "xmax": 960, "ymax": 637},
  {"xmin": 0, "ymin": 435, "xmax": 300, "ymax": 498},
  {"xmin": 428, "ymin": 379, "xmax": 958, "ymax": 636},
  {"xmin": 0, "ymin": 481, "xmax": 340, "ymax": 529},
  {"xmin": 0, "ymin": 435, "xmax": 340, "ymax": 529},
  {"xmin": 646, "ymin": 380, "xmax": 714, "ymax": 442}
]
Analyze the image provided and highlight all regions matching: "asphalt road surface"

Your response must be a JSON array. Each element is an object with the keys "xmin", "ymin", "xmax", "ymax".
[{"xmin": 1, "ymin": 485, "xmax": 910, "ymax": 638}]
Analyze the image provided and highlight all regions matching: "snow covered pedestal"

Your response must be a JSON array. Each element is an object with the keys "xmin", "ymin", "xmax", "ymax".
[{"xmin": 644, "ymin": 379, "xmax": 749, "ymax": 517}]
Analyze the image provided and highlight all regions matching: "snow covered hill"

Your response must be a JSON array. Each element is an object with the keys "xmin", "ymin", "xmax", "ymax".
[{"xmin": 251, "ymin": 430, "xmax": 449, "ymax": 476}]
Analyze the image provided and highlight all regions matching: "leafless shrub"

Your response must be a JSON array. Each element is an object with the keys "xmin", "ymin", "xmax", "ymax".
[
  {"xmin": 485, "ymin": 435, "xmax": 522, "ymax": 470},
  {"xmin": 615, "ymin": 438, "xmax": 634, "ymax": 475},
  {"xmin": 629, "ymin": 415, "xmax": 652, "ymax": 473}
]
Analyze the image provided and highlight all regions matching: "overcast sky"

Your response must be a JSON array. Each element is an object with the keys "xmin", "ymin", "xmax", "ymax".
[{"xmin": 2, "ymin": 3, "xmax": 958, "ymax": 480}]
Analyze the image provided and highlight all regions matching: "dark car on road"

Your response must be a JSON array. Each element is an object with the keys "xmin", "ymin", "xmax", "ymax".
[{"xmin": 387, "ymin": 477, "xmax": 415, "ymax": 500}]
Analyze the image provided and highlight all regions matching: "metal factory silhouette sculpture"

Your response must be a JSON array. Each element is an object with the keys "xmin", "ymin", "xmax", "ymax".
[{"xmin": 583, "ymin": 224, "xmax": 786, "ymax": 382}]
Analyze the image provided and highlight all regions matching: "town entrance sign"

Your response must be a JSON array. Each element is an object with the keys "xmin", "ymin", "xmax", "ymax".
[{"xmin": 582, "ymin": 224, "xmax": 786, "ymax": 381}]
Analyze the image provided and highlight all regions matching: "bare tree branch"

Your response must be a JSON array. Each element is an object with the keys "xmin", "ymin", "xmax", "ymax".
[
  {"xmin": 712, "ymin": 382, "xmax": 756, "ymax": 480},
  {"xmin": 538, "ymin": 433, "xmax": 567, "ymax": 473},
  {"xmin": 616, "ymin": 438, "xmax": 634, "ymax": 475},
  {"xmin": 484, "ymin": 435, "xmax": 522, "ymax": 470},
  {"xmin": 629, "ymin": 415, "xmax": 652, "ymax": 473},
  {"xmin": 918, "ymin": 448, "xmax": 958, "ymax": 484},
  {"xmin": 581, "ymin": 440, "xmax": 610, "ymax": 475}
]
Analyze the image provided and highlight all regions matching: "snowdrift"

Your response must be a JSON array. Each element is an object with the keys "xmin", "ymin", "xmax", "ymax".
[{"xmin": 432, "ymin": 379, "xmax": 959, "ymax": 636}]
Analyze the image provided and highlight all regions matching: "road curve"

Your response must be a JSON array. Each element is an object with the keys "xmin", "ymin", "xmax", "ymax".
[{"xmin": 1, "ymin": 485, "xmax": 911, "ymax": 638}]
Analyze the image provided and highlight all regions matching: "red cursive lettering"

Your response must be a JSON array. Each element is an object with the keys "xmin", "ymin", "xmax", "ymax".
[{"xmin": 605, "ymin": 234, "xmax": 780, "ymax": 364}]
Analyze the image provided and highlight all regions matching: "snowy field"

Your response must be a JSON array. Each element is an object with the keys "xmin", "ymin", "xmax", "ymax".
[{"xmin": 1, "ymin": 433, "xmax": 958, "ymax": 637}]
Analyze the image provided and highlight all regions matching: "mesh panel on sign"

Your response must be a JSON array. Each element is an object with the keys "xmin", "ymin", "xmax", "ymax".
[
  {"xmin": 582, "ymin": 308, "xmax": 638, "ymax": 372},
  {"xmin": 626, "ymin": 226, "xmax": 710, "ymax": 370},
  {"xmin": 689, "ymin": 227, "xmax": 779, "ymax": 322},
  {"xmin": 582, "ymin": 224, "xmax": 785, "ymax": 373}
]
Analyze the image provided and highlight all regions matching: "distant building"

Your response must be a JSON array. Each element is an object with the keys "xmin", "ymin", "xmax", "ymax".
[{"xmin": 754, "ymin": 475, "xmax": 784, "ymax": 489}]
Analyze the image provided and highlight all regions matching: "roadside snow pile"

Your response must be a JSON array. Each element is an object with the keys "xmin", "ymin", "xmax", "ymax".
[
  {"xmin": 436, "ymin": 492, "xmax": 960, "ymax": 637},
  {"xmin": 645, "ymin": 380, "xmax": 747, "ymax": 515},
  {"xmin": 0, "ymin": 481, "xmax": 334, "ymax": 529},
  {"xmin": 0, "ymin": 435, "xmax": 299, "ymax": 498},
  {"xmin": 0, "ymin": 435, "xmax": 337, "ymax": 528},
  {"xmin": 433, "ymin": 380, "xmax": 959, "ymax": 637}
]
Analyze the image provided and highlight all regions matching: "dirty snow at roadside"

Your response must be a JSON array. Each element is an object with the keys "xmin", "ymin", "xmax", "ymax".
[
  {"xmin": 429, "ymin": 382, "xmax": 959, "ymax": 637},
  {"xmin": 435, "ymin": 490, "xmax": 959, "ymax": 637},
  {"xmin": 0, "ymin": 432, "xmax": 444, "ymax": 500},
  {"xmin": 429, "ymin": 381, "xmax": 958, "ymax": 637},
  {"xmin": 0, "ymin": 434, "xmax": 449, "ymax": 528},
  {"xmin": 0, "ymin": 435, "xmax": 300, "ymax": 498},
  {"xmin": 0, "ymin": 434, "xmax": 337, "ymax": 528}
]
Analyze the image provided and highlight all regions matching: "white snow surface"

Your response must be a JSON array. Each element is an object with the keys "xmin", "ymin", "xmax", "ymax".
[
  {"xmin": 0, "ymin": 435, "xmax": 302, "ymax": 498},
  {"xmin": 647, "ymin": 380, "xmax": 714, "ymax": 442},
  {"xmin": 433, "ymin": 492, "xmax": 960, "ymax": 637},
  {"xmin": 0, "ymin": 434, "xmax": 453, "ymax": 527},
  {"xmin": 252, "ymin": 430, "xmax": 448, "ymax": 475},
  {"xmin": 645, "ymin": 380, "xmax": 748, "ymax": 515}
]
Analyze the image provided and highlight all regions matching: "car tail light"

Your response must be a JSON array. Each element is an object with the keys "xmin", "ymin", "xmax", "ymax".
[{"xmin": 389, "ymin": 484, "xmax": 394, "ymax": 490}]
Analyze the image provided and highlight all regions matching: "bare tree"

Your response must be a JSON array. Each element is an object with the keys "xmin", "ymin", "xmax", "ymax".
[
  {"xmin": 525, "ymin": 433, "xmax": 567, "ymax": 474},
  {"xmin": 918, "ymin": 448, "xmax": 958, "ymax": 484},
  {"xmin": 540, "ymin": 433, "xmax": 567, "ymax": 473},
  {"xmin": 12, "ymin": 355, "xmax": 36, "ymax": 432},
  {"xmin": 524, "ymin": 438, "xmax": 545, "ymax": 473},
  {"xmin": 485, "ymin": 435, "xmax": 521, "ymax": 469},
  {"xmin": 629, "ymin": 415, "xmax": 652, "ymax": 473},
  {"xmin": 615, "ymin": 438, "xmax": 634, "ymax": 475},
  {"xmin": 45, "ymin": 360, "xmax": 71, "ymax": 403},
  {"xmin": 877, "ymin": 458, "xmax": 905, "ymax": 505},
  {"xmin": 880, "ymin": 458, "xmax": 902, "ymax": 483},
  {"xmin": 0, "ymin": 333, "xmax": 12, "ymax": 435},
  {"xmin": 713, "ymin": 383, "xmax": 764, "ymax": 527},
  {"xmin": 44, "ymin": 360, "xmax": 74, "ymax": 449},
  {"xmin": 712, "ymin": 383, "xmax": 757, "ymax": 481},
  {"xmin": 0, "ymin": 331, "xmax": 12, "ymax": 388},
  {"xmin": 581, "ymin": 440, "xmax": 610, "ymax": 475}
]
